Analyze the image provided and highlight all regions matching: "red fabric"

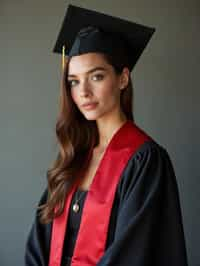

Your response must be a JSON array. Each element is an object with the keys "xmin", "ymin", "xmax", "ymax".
[{"xmin": 49, "ymin": 120, "xmax": 152, "ymax": 266}]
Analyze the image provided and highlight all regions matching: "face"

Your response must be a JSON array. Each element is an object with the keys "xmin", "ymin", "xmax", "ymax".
[{"xmin": 67, "ymin": 52, "xmax": 129, "ymax": 121}]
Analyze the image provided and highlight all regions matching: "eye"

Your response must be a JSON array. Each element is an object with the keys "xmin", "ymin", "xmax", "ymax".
[
  {"xmin": 92, "ymin": 73, "xmax": 104, "ymax": 81},
  {"xmin": 68, "ymin": 80, "xmax": 78, "ymax": 87}
]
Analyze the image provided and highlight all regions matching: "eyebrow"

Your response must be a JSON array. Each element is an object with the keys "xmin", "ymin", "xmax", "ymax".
[{"xmin": 68, "ymin": 67, "xmax": 107, "ymax": 78}]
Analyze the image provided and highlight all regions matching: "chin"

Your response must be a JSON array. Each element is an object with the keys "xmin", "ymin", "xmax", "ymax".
[
  {"xmin": 83, "ymin": 114, "xmax": 99, "ymax": 121},
  {"xmin": 82, "ymin": 110, "xmax": 102, "ymax": 120}
]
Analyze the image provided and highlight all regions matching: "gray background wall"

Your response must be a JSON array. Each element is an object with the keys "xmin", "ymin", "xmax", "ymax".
[{"xmin": 0, "ymin": 0, "xmax": 199, "ymax": 265}]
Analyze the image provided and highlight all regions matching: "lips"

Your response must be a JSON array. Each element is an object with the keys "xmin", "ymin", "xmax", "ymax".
[
  {"xmin": 82, "ymin": 102, "xmax": 98, "ymax": 110},
  {"xmin": 82, "ymin": 102, "xmax": 98, "ymax": 107}
]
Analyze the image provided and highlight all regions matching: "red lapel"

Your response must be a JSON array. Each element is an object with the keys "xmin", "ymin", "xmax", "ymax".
[{"xmin": 49, "ymin": 120, "xmax": 152, "ymax": 266}]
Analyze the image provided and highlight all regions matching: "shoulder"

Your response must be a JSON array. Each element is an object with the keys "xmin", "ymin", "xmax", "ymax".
[
  {"xmin": 127, "ymin": 139, "xmax": 171, "ymax": 168},
  {"xmin": 117, "ymin": 140, "xmax": 174, "ymax": 198}
]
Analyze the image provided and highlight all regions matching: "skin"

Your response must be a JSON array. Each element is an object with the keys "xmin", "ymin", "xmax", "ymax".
[{"xmin": 68, "ymin": 52, "xmax": 130, "ymax": 153}]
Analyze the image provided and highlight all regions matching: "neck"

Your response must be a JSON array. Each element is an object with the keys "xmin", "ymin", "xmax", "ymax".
[{"xmin": 95, "ymin": 115, "xmax": 128, "ymax": 150}]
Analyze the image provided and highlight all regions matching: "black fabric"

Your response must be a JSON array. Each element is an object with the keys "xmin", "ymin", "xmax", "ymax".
[
  {"xmin": 24, "ymin": 140, "xmax": 188, "ymax": 266},
  {"xmin": 53, "ymin": 4, "xmax": 155, "ymax": 72},
  {"xmin": 68, "ymin": 26, "xmax": 131, "ymax": 71},
  {"xmin": 61, "ymin": 189, "xmax": 88, "ymax": 266}
]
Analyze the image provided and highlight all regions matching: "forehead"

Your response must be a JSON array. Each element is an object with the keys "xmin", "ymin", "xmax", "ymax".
[{"xmin": 68, "ymin": 52, "xmax": 110, "ymax": 75}]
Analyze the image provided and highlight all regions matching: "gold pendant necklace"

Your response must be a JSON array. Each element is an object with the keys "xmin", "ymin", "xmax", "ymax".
[
  {"xmin": 72, "ymin": 202, "xmax": 80, "ymax": 213},
  {"xmin": 72, "ymin": 190, "xmax": 86, "ymax": 213}
]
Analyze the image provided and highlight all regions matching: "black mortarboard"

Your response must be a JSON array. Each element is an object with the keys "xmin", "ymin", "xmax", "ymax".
[{"xmin": 53, "ymin": 4, "xmax": 155, "ymax": 72}]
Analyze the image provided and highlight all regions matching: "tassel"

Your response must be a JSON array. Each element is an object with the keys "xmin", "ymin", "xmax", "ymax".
[{"xmin": 62, "ymin": 45, "xmax": 65, "ymax": 70}]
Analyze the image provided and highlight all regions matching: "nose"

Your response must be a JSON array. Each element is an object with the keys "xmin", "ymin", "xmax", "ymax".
[{"xmin": 79, "ymin": 79, "xmax": 92, "ymax": 97}]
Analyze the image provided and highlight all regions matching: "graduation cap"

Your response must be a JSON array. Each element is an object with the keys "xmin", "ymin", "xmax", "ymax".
[{"xmin": 53, "ymin": 4, "xmax": 156, "ymax": 72}]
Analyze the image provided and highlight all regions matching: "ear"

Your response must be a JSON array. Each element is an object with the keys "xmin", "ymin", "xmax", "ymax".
[{"xmin": 119, "ymin": 67, "xmax": 130, "ymax": 90}]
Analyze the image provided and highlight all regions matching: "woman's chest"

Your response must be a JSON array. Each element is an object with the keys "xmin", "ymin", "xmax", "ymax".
[{"xmin": 78, "ymin": 148, "xmax": 106, "ymax": 190}]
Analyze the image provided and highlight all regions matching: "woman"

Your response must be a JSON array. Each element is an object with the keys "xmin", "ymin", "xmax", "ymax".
[{"xmin": 25, "ymin": 4, "xmax": 188, "ymax": 266}]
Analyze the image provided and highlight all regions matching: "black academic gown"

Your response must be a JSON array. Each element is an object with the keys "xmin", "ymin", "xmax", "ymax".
[{"xmin": 25, "ymin": 140, "xmax": 188, "ymax": 266}]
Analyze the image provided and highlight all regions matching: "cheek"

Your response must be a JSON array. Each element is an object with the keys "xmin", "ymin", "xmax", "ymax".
[{"xmin": 98, "ymin": 80, "xmax": 119, "ymax": 100}]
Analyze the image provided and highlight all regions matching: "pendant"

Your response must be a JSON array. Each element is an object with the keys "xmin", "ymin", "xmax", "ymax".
[{"xmin": 73, "ymin": 202, "xmax": 80, "ymax": 213}]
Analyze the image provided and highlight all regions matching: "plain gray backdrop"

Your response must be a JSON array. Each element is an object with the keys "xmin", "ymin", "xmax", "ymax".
[{"xmin": 0, "ymin": 0, "xmax": 199, "ymax": 265}]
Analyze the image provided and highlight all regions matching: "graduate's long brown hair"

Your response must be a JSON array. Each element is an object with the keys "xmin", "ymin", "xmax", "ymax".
[{"xmin": 38, "ymin": 52, "xmax": 134, "ymax": 224}]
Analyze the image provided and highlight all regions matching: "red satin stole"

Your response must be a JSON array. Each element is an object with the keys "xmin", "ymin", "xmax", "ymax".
[{"xmin": 49, "ymin": 120, "xmax": 152, "ymax": 266}]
